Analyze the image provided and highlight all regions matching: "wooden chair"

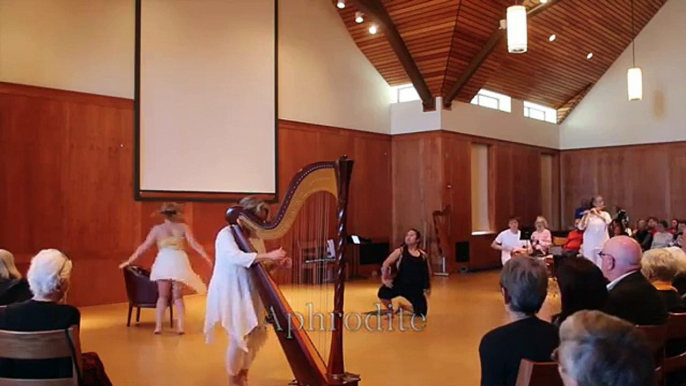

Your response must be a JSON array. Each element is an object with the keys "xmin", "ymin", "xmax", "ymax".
[
  {"xmin": 662, "ymin": 313, "xmax": 686, "ymax": 383},
  {"xmin": 123, "ymin": 266, "xmax": 173, "ymax": 327},
  {"xmin": 0, "ymin": 325, "xmax": 82, "ymax": 386},
  {"xmin": 515, "ymin": 359, "xmax": 563, "ymax": 386},
  {"xmin": 636, "ymin": 323, "xmax": 668, "ymax": 384}
]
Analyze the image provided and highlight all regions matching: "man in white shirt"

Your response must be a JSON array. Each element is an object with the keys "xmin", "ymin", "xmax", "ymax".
[
  {"xmin": 599, "ymin": 236, "xmax": 667, "ymax": 325},
  {"xmin": 491, "ymin": 217, "xmax": 531, "ymax": 265}
]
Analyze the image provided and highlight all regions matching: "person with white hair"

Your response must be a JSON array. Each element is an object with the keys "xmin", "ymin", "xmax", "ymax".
[
  {"xmin": 641, "ymin": 248, "xmax": 686, "ymax": 312},
  {"xmin": 0, "ymin": 249, "xmax": 31, "ymax": 305},
  {"xmin": 0, "ymin": 249, "xmax": 80, "ymax": 379},
  {"xmin": 555, "ymin": 310, "xmax": 654, "ymax": 386}
]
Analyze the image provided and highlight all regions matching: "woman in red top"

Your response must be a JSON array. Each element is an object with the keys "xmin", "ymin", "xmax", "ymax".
[{"xmin": 564, "ymin": 219, "xmax": 584, "ymax": 253}]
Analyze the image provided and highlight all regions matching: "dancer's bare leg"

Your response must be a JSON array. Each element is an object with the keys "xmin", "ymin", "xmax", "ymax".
[
  {"xmin": 172, "ymin": 281, "xmax": 185, "ymax": 335},
  {"xmin": 155, "ymin": 280, "xmax": 172, "ymax": 334}
]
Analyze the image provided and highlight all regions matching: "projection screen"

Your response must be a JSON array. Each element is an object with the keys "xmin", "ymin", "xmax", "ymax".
[{"xmin": 137, "ymin": 0, "xmax": 277, "ymax": 199}]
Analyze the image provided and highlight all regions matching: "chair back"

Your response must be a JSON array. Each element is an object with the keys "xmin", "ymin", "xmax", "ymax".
[
  {"xmin": 0, "ymin": 325, "xmax": 81, "ymax": 386},
  {"xmin": 663, "ymin": 313, "xmax": 686, "ymax": 374},
  {"xmin": 123, "ymin": 266, "xmax": 158, "ymax": 306},
  {"xmin": 515, "ymin": 359, "xmax": 563, "ymax": 386},
  {"xmin": 636, "ymin": 324, "xmax": 668, "ymax": 376}
]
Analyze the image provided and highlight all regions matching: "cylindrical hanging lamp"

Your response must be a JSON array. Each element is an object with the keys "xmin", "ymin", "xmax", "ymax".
[
  {"xmin": 627, "ymin": 0, "xmax": 642, "ymax": 101},
  {"xmin": 507, "ymin": 5, "xmax": 527, "ymax": 53}
]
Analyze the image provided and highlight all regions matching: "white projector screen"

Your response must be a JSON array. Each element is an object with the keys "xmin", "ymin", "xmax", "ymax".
[{"xmin": 137, "ymin": 0, "xmax": 277, "ymax": 198}]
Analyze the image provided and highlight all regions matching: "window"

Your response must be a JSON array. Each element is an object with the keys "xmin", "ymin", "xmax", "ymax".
[
  {"xmin": 470, "ymin": 89, "xmax": 512, "ymax": 113},
  {"xmin": 391, "ymin": 84, "xmax": 420, "ymax": 103},
  {"xmin": 471, "ymin": 144, "xmax": 493, "ymax": 234},
  {"xmin": 523, "ymin": 101, "xmax": 557, "ymax": 124}
]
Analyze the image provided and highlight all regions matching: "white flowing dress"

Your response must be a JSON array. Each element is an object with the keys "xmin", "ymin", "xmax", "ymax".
[
  {"xmin": 581, "ymin": 211, "xmax": 612, "ymax": 267},
  {"xmin": 204, "ymin": 226, "xmax": 268, "ymax": 353},
  {"xmin": 149, "ymin": 236, "xmax": 207, "ymax": 294}
]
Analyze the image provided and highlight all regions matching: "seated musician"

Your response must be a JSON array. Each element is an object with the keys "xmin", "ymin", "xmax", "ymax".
[
  {"xmin": 204, "ymin": 196, "xmax": 291, "ymax": 386},
  {"xmin": 377, "ymin": 228, "xmax": 431, "ymax": 318}
]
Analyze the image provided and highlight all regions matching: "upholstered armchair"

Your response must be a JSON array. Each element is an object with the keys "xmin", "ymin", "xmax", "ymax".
[{"xmin": 123, "ymin": 266, "xmax": 173, "ymax": 327}]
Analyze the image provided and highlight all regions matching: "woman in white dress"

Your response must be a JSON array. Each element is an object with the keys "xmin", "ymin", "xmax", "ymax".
[
  {"xmin": 204, "ymin": 197, "xmax": 291, "ymax": 386},
  {"xmin": 579, "ymin": 195, "xmax": 612, "ymax": 267},
  {"xmin": 120, "ymin": 203, "xmax": 212, "ymax": 334}
]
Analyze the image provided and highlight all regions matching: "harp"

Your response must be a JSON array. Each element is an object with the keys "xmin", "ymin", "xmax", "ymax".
[{"xmin": 225, "ymin": 156, "xmax": 360, "ymax": 386}]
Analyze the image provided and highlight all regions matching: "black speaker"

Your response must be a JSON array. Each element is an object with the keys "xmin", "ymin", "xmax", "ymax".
[
  {"xmin": 455, "ymin": 241, "xmax": 470, "ymax": 263},
  {"xmin": 359, "ymin": 242, "xmax": 390, "ymax": 265}
]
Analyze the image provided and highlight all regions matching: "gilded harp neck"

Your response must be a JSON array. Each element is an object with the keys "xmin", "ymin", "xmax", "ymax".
[{"xmin": 226, "ymin": 161, "xmax": 340, "ymax": 239}]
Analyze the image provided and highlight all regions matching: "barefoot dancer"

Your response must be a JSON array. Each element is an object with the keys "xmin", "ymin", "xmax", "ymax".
[
  {"xmin": 120, "ymin": 203, "xmax": 212, "ymax": 334},
  {"xmin": 377, "ymin": 228, "xmax": 431, "ymax": 317}
]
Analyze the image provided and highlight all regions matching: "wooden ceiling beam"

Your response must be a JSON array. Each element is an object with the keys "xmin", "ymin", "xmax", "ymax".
[
  {"xmin": 443, "ymin": 0, "xmax": 564, "ymax": 108},
  {"xmin": 350, "ymin": 0, "xmax": 436, "ymax": 111},
  {"xmin": 557, "ymin": 83, "xmax": 594, "ymax": 124}
]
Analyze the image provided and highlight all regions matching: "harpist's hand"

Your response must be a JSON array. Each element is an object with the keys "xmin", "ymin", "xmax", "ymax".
[
  {"xmin": 118, "ymin": 261, "xmax": 130, "ymax": 269},
  {"xmin": 267, "ymin": 248, "xmax": 287, "ymax": 260},
  {"xmin": 382, "ymin": 277, "xmax": 393, "ymax": 288}
]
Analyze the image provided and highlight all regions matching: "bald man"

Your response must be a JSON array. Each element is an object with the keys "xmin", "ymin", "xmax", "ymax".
[{"xmin": 600, "ymin": 236, "xmax": 667, "ymax": 325}]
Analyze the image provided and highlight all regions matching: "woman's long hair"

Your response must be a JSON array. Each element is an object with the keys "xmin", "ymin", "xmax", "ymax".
[{"xmin": 0, "ymin": 249, "xmax": 22, "ymax": 280}]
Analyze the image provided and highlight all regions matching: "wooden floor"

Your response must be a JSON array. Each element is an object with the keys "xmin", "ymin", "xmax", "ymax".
[{"xmin": 79, "ymin": 271, "xmax": 560, "ymax": 385}]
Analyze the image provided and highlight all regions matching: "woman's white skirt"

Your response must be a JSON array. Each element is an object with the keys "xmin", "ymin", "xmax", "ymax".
[{"xmin": 150, "ymin": 248, "xmax": 207, "ymax": 295}]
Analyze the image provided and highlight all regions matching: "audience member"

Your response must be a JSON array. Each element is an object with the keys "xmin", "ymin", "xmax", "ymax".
[
  {"xmin": 0, "ymin": 250, "xmax": 31, "ymax": 305},
  {"xmin": 647, "ymin": 217, "xmax": 658, "ymax": 235},
  {"xmin": 0, "ymin": 249, "xmax": 112, "ymax": 384},
  {"xmin": 641, "ymin": 248, "xmax": 686, "ymax": 312},
  {"xmin": 562, "ymin": 220, "xmax": 583, "ymax": 254},
  {"xmin": 600, "ymin": 236, "xmax": 668, "ymax": 325},
  {"xmin": 552, "ymin": 257, "xmax": 608, "ymax": 327},
  {"xmin": 479, "ymin": 257, "xmax": 558, "ymax": 386},
  {"xmin": 531, "ymin": 216, "xmax": 552, "ymax": 256},
  {"xmin": 491, "ymin": 216, "xmax": 531, "ymax": 266},
  {"xmin": 574, "ymin": 198, "xmax": 590, "ymax": 221},
  {"xmin": 633, "ymin": 219, "xmax": 653, "ymax": 251},
  {"xmin": 556, "ymin": 310, "xmax": 655, "ymax": 386},
  {"xmin": 667, "ymin": 247, "xmax": 686, "ymax": 296},
  {"xmin": 652, "ymin": 220, "xmax": 674, "ymax": 249},
  {"xmin": 671, "ymin": 218, "xmax": 679, "ymax": 234}
]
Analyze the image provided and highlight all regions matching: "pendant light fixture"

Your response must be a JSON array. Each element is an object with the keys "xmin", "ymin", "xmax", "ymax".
[
  {"xmin": 507, "ymin": 2, "xmax": 527, "ymax": 53},
  {"xmin": 627, "ymin": 0, "xmax": 643, "ymax": 101}
]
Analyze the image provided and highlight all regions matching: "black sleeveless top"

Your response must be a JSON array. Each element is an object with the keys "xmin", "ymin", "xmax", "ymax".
[{"xmin": 394, "ymin": 247, "xmax": 430, "ymax": 291}]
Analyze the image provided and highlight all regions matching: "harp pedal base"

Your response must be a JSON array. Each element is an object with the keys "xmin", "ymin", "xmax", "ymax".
[
  {"xmin": 331, "ymin": 372, "xmax": 361, "ymax": 385},
  {"xmin": 288, "ymin": 380, "xmax": 300, "ymax": 386}
]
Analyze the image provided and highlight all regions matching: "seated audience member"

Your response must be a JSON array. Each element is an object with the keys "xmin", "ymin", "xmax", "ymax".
[
  {"xmin": 671, "ymin": 218, "xmax": 679, "ymax": 234},
  {"xmin": 674, "ymin": 221, "xmax": 685, "ymax": 248},
  {"xmin": 573, "ymin": 198, "xmax": 590, "ymax": 221},
  {"xmin": 531, "ymin": 216, "xmax": 552, "ymax": 256},
  {"xmin": 652, "ymin": 220, "xmax": 674, "ymax": 249},
  {"xmin": 632, "ymin": 219, "xmax": 653, "ymax": 251},
  {"xmin": 0, "ymin": 249, "xmax": 111, "ymax": 385},
  {"xmin": 0, "ymin": 250, "xmax": 31, "ymax": 305},
  {"xmin": 491, "ymin": 217, "xmax": 531, "ymax": 266},
  {"xmin": 647, "ymin": 217, "xmax": 658, "ymax": 235},
  {"xmin": 562, "ymin": 220, "xmax": 583, "ymax": 254},
  {"xmin": 667, "ymin": 247, "xmax": 686, "ymax": 296},
  {"xmin": 479, "ymin": 257, "xmax": 559, "ymax": 386},
  {"xmin": 552, "ymin": 257, "xmax": 608, "ymax": 327},
  {"xmin": 600, "ymin": 236, "xmax": 668, "ymax": 325},
  {"xmin": 611, "ymin": 220, "xmax": 625, "ymax": 237},
  {"xmin": 641, "ymin": 248, "xmax": 686, "ymax": 312},
  {"xmin": 556, "ymin": 310, "xmax": 654, "ymax": 386}
]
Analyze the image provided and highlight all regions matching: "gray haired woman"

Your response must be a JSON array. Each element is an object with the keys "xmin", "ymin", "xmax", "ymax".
[{"xmin": 0, "ymin": 249, "xmax": 31, "ymax": 305}]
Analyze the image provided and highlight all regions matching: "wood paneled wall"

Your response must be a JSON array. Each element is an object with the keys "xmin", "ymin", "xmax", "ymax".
[
  {"xmin": 0, "ymin": 83, "xmax": 391, "ymax": 306},
  {"xmin": 560, "ymin": 142, "xmax": 686, "ymax": 227},
  {"xmin": 392, "ymin": 131, "xmax": 560, "ymax": 271}
]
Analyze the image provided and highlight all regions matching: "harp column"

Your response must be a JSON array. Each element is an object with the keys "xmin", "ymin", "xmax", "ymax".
[{"xmin": 328, "ymin": 156, "xmax": 355, "ymax": 378}]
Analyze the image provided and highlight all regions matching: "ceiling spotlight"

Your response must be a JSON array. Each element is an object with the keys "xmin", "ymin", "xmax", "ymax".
[
  {"xmin": 540, "ymin": 0, "xmax": 549, "ymax": 3},
  {"xmin": 369, "ymin": 24, "xmax": 378, "ymax": 35},
  {"xmin": 586, "ymin": 53, "xmax": 593, "ymax": 59},
  {"xmin": 355, "ymin": 11, "xmax": 364, "ymax": 23},
  {"xmin": 549, "ymin": 34, "xmax": 556, "ymax": 42},
  {"xmin": 336, "ymin": 0, "xmax": 345, "ymax": 9}
]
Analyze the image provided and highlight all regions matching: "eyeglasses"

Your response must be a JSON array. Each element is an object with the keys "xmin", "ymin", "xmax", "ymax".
[{"xmin": 598, "ymin": 251, "xmax": 613, "ymax": 260}]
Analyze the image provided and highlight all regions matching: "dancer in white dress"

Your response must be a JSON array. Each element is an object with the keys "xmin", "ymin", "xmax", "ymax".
[
  {"xmin": 579, "ymin": 195, "xmax": 612, "ymax": 268},
  {"xmin": 120, "ymin": 203, "xmax": 212, "ymax": 334},
  {"xmin": 204, "ymin": 197, "xmax": 291, "ymax": 386}
]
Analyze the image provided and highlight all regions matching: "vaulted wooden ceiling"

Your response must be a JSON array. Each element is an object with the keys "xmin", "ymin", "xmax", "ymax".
[{"xmin": 336, "ymin": 0, "xmax": 668, "ymax": 121}]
